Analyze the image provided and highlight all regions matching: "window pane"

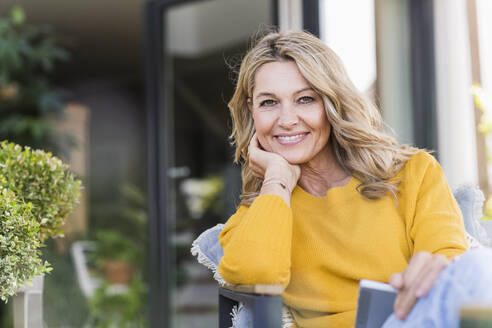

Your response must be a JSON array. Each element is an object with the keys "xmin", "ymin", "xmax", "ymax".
[{"xmin": 163, "ymin": 0, "xmax": 272, "ymax": 326}]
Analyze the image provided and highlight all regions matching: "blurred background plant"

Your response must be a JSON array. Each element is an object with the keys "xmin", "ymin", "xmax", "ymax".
[
  {"xmin": 180, "ymin": 176, "xmax": 224, "ymax": 220},
  {"xmin": 85, "ymin": 183, "xmax": 148, "ymax": 327},
  {"xmin": 92, "ymin": 230, "xmax": 139, "ymax": 271},
  {"xmin": 0, "ymin": 5, "xmax": 70, "ymax": 152},
  {"xmin": 87, "ymin": 277, "xmax": 147, "ymax": 328},
  {"xmin": 174, "ymin": 175, "xmax": 224, "ymax": 287},
  {"xmin": 472, "ymin": 84, "xmax": 492, "ymax": 220},
  {"xmin": 89, "ymin": 183, "xmax": 146, "ymax": 273}
]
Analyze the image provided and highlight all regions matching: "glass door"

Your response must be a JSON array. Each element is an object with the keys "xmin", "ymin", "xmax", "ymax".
[{"xmin": 146, "ymin": 0, "xmax": 275, "ymax": 327}]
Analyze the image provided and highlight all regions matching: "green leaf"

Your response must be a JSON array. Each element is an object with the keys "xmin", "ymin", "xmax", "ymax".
[{"xmin": 10, "ymin": 6, "xmax": 26, "ymax": 26}]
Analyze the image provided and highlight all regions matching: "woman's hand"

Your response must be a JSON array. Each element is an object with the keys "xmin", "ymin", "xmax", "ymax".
[
  {"xmin": 248, "ymin": 133, "xmax": 300, "ymax": 202},
  {"xmin": 389, "ymin": 251, "xmax": 449, "ymax": 320}
]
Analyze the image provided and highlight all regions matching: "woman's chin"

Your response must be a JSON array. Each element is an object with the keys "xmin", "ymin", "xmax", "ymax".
[
  {"xmin": 286, "ymin": 159, "xmax": 309, "ymax": 165},
  {"xmin": 276, "ymin": 153, "xmax": 310, "ymax": 165}
]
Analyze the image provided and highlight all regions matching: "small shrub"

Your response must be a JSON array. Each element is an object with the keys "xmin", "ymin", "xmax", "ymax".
[
  {"xmin": 0, "ymin": 141, "xmax": 81, "ymax": 301},
  {"xmin": 0, "ymin": 140, "xmax": 82, "ymax": 241},
  {"xmin": 0, "ymin": 187, "xmax": 50, "ymax": 301}
]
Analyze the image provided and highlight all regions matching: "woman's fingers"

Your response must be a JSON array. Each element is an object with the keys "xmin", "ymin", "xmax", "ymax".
[
  {"xmin": 248, "ymin": 133, "xmax": 267, "ymax": 178},
  {"xmin": 248, "ymin": 133, "xmax": 301, "ymax": 188},
  {"xmin": 394, "ymin": 266, "xmax": 428, "ymax": 318},
  {"xmin": 393, "ymin": 280, "xmax": 419, "ymax": 319},
  {"xmin": 249, "ymin": 134, "xmax": 271, "ymax": 163},
  {"xmin": 249, "ymin": 158, "xmax": 264, "ymax": 178},
  {"xmin": 250, "ymin": 164, "xmax": 264, "ymax": 179},
  {"xmin": 392, "ymin": 252, "xmax": 449, "ymax": 320},
  {"xmin": 414, "ymin": 255, "xmax": 448, "ymax": 297},
  {"xmin": 393, "ymin": 252, "xmax": 433, "ymax": 319},
  {"xmin": 404, "ymin": 251, "xmax": 432, "ymax": 284},
  {"xmin": 249, "ymin": 132, "xmax": 260, "ymax": 150},
  {"xmin": 248, "ymin": 133, "xmax": 284, "ymax": 173},
  {"xmin": 389, "ymin": 273, "xmax": 403, "ymax": 290}
]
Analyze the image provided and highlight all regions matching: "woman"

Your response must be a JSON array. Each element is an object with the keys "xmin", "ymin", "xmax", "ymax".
[{"xmin": 217, "ymin": 30, "xmax": 488, "ymax": 327}]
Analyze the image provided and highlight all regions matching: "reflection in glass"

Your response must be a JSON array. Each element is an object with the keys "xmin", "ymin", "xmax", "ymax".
[{"xmin": 163, "ymin": 0, "xmax": 272, "ymax": 326}]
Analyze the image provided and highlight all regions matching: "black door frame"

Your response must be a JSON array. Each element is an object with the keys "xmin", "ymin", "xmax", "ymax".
[
  {"xmin": 303, "ymin": 0, "xmax": 320, "ymax": 37},
  {"xmin": 144, "ymin": 1, "xmax": 198, "ymax": 326},
  {"xmin": 143, "ymin": 2, "xmax": 169, "ymax": 326},
  {"xmin": 409, "ymin": 0, "xmax": 438, "ymax": 153},
  {"xmin": 143, "ymin": 0, "xmax": 318, "ymax": 326}
]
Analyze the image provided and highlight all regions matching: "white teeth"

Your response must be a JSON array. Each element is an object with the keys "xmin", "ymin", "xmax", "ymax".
[{"xmin": 277, "ymin": 134, "xmax": 305, "ymax": 141}]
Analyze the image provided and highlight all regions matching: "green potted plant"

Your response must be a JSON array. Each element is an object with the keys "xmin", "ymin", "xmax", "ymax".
[
  {"xmin": 92, "ymin": 230, "xmax": 139, "ymax": 285},
  {"xmin": 82, "ymin": 183, "xmax": 147, "ymax": 327},
  {"xmin": 0, "ymin": 5, "xmax": 69, "ymax": 152},
  {"xmin": 89, "ymin": 183, "xmax": 147, "ymax": 286},
  {"xmin": 0, "ymin": 140, "xmax": 81, "ymax": 301}
]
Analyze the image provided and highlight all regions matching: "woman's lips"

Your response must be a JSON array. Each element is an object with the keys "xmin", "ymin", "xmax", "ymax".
[{"xmin": 274, "ymin": 132, "xmax": 309, "ymax": 145}]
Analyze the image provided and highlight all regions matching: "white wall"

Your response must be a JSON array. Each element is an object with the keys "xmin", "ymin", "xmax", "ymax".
[
  {"xmin": 433, "ymin": 0, "xmax": 478, "ymax": 189},
  {"xmin": 321, "ymin": 0, "xmax": 415, "ymax": 145},
  {"xmin": 320, "ymin": 0, "xmax": 376, "ymax": 93},
  {"xmin": 477, "ymin": 0, "xmax": 492, "ymax": 119}
]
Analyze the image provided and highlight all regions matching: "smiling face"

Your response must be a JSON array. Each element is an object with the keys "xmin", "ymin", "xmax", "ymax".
[{"xmin": 249, "ymin": 60, "xmax": 332, "ymax": 166}]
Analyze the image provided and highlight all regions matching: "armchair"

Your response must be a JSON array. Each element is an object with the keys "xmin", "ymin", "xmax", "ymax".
[{"xmin": 191, "ymin": 185, "xmax": 489, "ymax": 328}]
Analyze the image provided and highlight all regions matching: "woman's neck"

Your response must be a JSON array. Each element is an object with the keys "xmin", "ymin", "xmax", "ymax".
[{"xmin": 297, "ymin": 147, "xmax": 350, "ymax": 196}]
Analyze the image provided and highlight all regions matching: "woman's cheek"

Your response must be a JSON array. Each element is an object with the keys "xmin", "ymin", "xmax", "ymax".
[{"xmin": 252, "ymin": 114, "xmax": 274, "ymax": 152}]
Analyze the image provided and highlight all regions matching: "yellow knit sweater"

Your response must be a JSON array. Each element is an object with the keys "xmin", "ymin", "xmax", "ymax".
[{"xmin": 218, "ymin": 152, "xmax": 468, "ymax": 327}]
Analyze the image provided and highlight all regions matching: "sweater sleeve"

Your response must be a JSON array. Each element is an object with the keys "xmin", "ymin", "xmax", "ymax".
[
  {"xmin": 218, "ymin": 194, "xmax": 293, "ymax": 287},
  {"xmin": 409, "ymin": 153, "xmax": 468, "ymax": 259}
]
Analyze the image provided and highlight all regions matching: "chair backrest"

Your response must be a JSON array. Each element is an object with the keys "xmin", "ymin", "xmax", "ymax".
[{"xmin": 453, "ymin": 185, "xmax": 489, "ymax": 246}]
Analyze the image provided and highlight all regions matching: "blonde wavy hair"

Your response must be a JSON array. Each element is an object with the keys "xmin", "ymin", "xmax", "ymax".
[{"xmin": 228, "ymin": 30, "xmax": 419, "ymax": 206}]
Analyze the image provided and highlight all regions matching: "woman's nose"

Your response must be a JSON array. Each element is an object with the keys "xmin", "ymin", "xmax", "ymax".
[{"xmin": 278, "ymin": 105, "xmax": 298, "ymax": 129}]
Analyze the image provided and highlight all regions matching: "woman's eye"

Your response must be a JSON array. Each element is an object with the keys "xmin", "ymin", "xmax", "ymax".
[
  {"xmin": 298, "ymin": 96, "xmax": 314, "ymax": 104},
  {"xmin": 259, "ymin": 99, "xmax": 277, "ymax": 107}
]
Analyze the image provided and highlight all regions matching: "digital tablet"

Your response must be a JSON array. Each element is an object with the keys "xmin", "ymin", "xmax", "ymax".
[{"xmin": 355, "ymin": 279, "xmax": 398, "ymax": 328}]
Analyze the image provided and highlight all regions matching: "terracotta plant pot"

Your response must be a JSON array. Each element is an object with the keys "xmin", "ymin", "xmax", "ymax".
[{"xmin": 103, "ymin": 260, "xmax": 134, "ymax": 285}]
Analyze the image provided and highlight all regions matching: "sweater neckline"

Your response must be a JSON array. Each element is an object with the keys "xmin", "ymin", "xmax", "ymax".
[{"xmin": 293, "ymin": 176, "xmax": 357, "ymax": 201}]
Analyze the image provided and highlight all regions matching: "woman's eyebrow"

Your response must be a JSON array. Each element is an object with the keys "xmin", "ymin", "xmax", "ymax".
[
  {"xmin": 255, "ymin": 92, "xmax": 276, "ymax": 99},
  {"xmin": 255, "ymin": 87, "xmax": 313, "ymax": 99},
  {"xmin": 294, "ymin": 87, "xmax": 314, "ymax": 95}
]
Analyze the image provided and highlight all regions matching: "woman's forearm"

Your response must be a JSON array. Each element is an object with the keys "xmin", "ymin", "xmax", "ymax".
[{"xmin": 218, "ymin": 195, "xmax": 293, "ymax": 287}]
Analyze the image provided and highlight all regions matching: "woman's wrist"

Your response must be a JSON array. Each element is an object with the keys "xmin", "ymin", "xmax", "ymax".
[
  {"xmin": 260, "ymin": 181, "xmax": 292, "ymax": 206},
  {"xmin": 260, "ymin": 167, "xmax": 298, "ymax": 207},
  {"xmin": 262, "ymin": 177, "xmax": 291, "ymax": 194},
  {"xmin": 264, "ymin": 166, "xmax": 298, "ymax": 192}
]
